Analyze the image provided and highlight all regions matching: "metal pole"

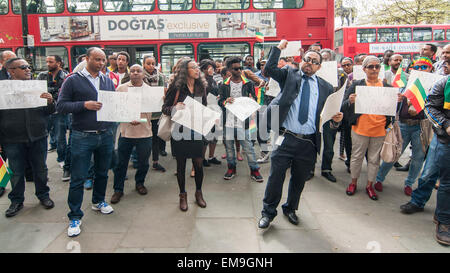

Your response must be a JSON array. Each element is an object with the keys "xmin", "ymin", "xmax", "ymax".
[{"xmin": 20, "ymin": 0, "xmax": 32, "ymax": 66}]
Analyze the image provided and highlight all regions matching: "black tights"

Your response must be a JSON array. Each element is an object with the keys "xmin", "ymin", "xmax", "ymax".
[{"xmin": 176, "ymin": 157, "xmax": 203, "ymax": 193}]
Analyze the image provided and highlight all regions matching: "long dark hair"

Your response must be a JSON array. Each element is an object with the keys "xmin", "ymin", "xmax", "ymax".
[{"xmin": 169, "ymin": 58, "xmax": 207, "ymax": 96}]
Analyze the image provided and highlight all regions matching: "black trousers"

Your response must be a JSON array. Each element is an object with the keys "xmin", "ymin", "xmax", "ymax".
[
  {"xmin": 262, "ymin": 133, "xmax": 317, "ymax": 219},
  {"xmin": 321, "ymin": 121, "xmax": 338, "ymax": 172}
]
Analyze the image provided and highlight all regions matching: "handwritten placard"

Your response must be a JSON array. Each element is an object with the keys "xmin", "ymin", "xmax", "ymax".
[
  {"xmin": 355, "ymin": 86, "xmax": 398, "ymax": 116},
  {"xmin": 406, "ymin": 70, "xmax": 445, "ymax": 94},
  {"xmin": 316, "ymin": 61, "xmax": 338, "ymax": 87},
  {"xmin": 97, "ymin": 90, "xmax": 141, "ymax": 122},
  {"xmin": 265, "ymin": 78, "xmax": 281, "ymax": 97},
  {"xmin": 280, "ymin": 41, "xmax": 302, "ymax": 58},
  {"xmin": 129, "ymin": 86, "xmax": 164, "ymax": 113},
  {"xmin": 0, "ymin": 80, "xmax": 48, "ymax": 109},
  {"xmin": 225, "ymin": 97, "xmax": 261, "ymax": 122},
  {"xmin": 319, "ymin": 80, "xmax": 346, "ymax": 132}
]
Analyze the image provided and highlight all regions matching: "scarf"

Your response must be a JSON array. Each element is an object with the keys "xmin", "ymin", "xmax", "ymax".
[
  {"xmin": 445, "ymin": 76, "xmax": 450, "ymax": 110},
  {"xmin": 144, "ymin": 69, "xmax": 160, "ymax": 86}
]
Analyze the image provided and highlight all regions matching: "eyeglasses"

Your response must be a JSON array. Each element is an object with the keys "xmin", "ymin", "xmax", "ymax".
[
  {"xmin": 365, "ymin": 64, "xmax": 381, "ymax": 70},
  {"xmin": 303, "ymin": 58, "xmax": 320, "ymax": 65},
  {"xmin": 412, "ymin": 65, "xmax": 430, "ymax": 70},
  {"xmin": 12, "ymin": 65, "xmax": 32, "ymax": 70},
  {"xmin": 188, "ymin": 66, "xmax": 200, "ymax": 70},
  {"xmin": 232, "ymin": 67, "xmax": 243, "ymax": 71}
]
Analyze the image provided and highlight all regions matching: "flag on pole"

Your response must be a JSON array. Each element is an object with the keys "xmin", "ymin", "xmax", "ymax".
[
  {"xmin": 255, "ymin": 86, "xmax": 265, "ymax": 105},
  {"xmin": 392, "ymin": 67, "xmax": 407, "ymax": 88},
  {"xmin": 404, "ymin": 78, "xmax": 427, "ymax": 113},
  {"xmin": 255, "ymin": 31, "xmax": 264, "ymax": 43},
  {"xmin": 0, "ymin": 155, "xmax": 11, "ymax": 188}
]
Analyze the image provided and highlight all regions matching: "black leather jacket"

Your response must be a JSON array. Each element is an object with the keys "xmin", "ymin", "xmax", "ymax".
[{"xmin": 425, "ymin": 76, "xmax": 450, "ymax": 144}]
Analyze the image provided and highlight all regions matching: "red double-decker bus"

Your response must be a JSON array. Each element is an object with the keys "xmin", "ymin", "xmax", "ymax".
[
  {"xmin": 334, "ymin": 24, "xmax": 450, "ymax": 64},
  {"xmin": 0, "ymin": 0, "xmax": 334, "ymax": 74}
]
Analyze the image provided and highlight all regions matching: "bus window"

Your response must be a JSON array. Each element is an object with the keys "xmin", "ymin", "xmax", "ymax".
[
  {"xmin": 17, "ymin": 46, "xmax": 69, "ymax": 73},
  {"xmin": 254, "ymin": 42, "xmax": 278, "ymax": 63},
  {"xmin": 334, "ymin": 29, "xmax": 344, "ymax": 47},
  {"xmin": 198, "ymin": 42, "xmax": 250, "ymax": 63},
  {"xmin": 104, "ymin": 0, "xmax": 155, "ymax": 12},
  {"xmin": 0, "ymin": 0, "xmax": 8, "ymax": 14},
  {"xmin": 196, "ymin": 0, "xmax": 249, "ymax": 10},
  {"xmin": 400, "ymin": 54, "xmax": 411, "ymax": 68},
  {"xmin": 377, "ymin": 28, "xmax": 397, "ymax": 43},
  {"xmin": 399, "ymin": 27, "xmax": 412, "ymax": 42},
  {"xmin": 13, "ymin": 0, "xmax": 64, "ymax": 14},
  {"xmin": 158, "ymin": 0, "xmax": 192, "ymax": 10},
  {"xmin": 67, "ymin": 0, "xmax": 99, "ymax": 13},
  {"xmin": 433, "ymin": 29, "xmax": 445, "ymax": 41},
  {"xmin": 160, "ymin": 44, "xmax": 194, "ymax": 75},
  {"xmin": 447, "ymin": 29, "xmax": 450, "ymax": 40},
  {"xmin": 70, "ymin": 45, "xmax": 98, "ymax": 70},
  {"xmin": 253, "ymin": 0, "xmax": 304, "ymax": 9},
  {"xmin": 357, "ymin": 28, "xmax": 376, "ymax": 43},
  {"xmin": 413, "ymin": 27, "xmax": 432, "ymax": 41}
]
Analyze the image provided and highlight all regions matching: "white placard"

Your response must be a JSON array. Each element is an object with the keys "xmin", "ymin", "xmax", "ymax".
[
  {"xmin": 266, "ymin": 78, "xmax": 281, "ymax": 97},
  {"xmin": 353, "ymin": 65, "xmax": 385, "ymax": 81},
  {"xmin": 97, "ymin": 90, "xmax": 142, "ymax": 122},
  {"xmin": 406, "ymin": 70, "xmax": 445, "ymax": 94},
  {"xmin": 171, "ymin": 96, "xmax": 221, "ymax": 136},
  {"xmin": 316, "ymin": 61, "xmax": 338, "ymax": 87},
  {"xmin": 207, "ymin": 93, "xmax": 218, "ymax": 108},
  {"xmin": 280, "ymin": 41, "xmax": 302, "ymax": 57},
  {"xmin": 0, "ymin": 80, "xmax": 48, "ymax": 110},
  {"xmin": 319, "ymin": 80, "xmax": 346, "ymax": 133},
  {"xmin": 129, "ymin": 86, "xmax": 164, "ymax": 113},
  {"xmin": 225, "ymin": 97, "xmax": 261, "ymax": 122},
  {"xmin": 355, "ymin": 86, "xmax": 399, "ymax": 116}
]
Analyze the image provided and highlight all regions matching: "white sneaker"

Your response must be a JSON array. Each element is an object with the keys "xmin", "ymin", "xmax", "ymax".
[
  {"xmin": 92, "ymin": 201, "xmax": 114, "ymax": 214},
  {"xmin": 257, "ymin": 152, "xmax": 271, "ymax": 163},
  {"xmin": 68, "ymin": 219, "xmax": 82, "ymax": 237}
]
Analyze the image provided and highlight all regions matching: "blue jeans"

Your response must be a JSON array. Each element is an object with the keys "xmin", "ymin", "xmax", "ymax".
[
  {"xmin": 435, "ymin": 139, "xmax": 450, "ymax": 225},
  {"xmin": 223, "ymin": 127, "xmax": 258, "ymax": 170},
  {"xmin": 67, "ymin": 129, "xmax": 114, "ymax": 220},
  {"xmin": 411, "ymin": 135, "xmax": 440, "ymax": 208},
  {"xmin": 3, "ymin": 137, "xmax": 50, "ymax": 204},
  {"xmin": 376, "ymin": 123, "xmax": 425, "ymax": 186},
  {"xmin": 114, "ymin": 137, "xmax": 152, "ymax": 192},
  {"xmin": 262, "ymin": 133, "xmax": 317, "ymax": 219},
  {"xmin": 48, "ymin": 114, "xmax": 57, "ymax": 149}
]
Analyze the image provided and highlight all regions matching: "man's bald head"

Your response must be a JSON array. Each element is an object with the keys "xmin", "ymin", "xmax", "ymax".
[
  {"xmin": 0, "ymin": 51, "xmax": 17, "ymax": 65},
  {"xmin": 85, "ymin": 47, "xmax": 106, "ymax": 74}
]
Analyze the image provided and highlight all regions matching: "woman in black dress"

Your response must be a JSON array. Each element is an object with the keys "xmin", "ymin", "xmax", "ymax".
[{"xmin": 162, "ymin": 58, "xmax": 208, "ymax": 212}]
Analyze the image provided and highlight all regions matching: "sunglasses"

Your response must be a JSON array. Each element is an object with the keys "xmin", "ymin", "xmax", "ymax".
[
  {"xmin": 412, "ymin": 65, "xmax": 430, "ymax": 70},
  {"xmin": 232, "ymin": 67, "xmax": 243, "ymax": 71},
  {"xmin": 12, "ymin": 65, "xmax": 32, "ymax": 70},
  {"xmin": 365, "ymin": 64, "xmax": 381, "ymax": 70},
  {"xmin": 303, "ymin": 58, "xmax": 320, "ymax": 65}
]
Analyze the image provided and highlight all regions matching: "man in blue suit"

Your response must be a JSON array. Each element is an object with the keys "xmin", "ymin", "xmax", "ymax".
[{"xmin": 259, "ymin": 40, "xmax": 343, "ymax": 228}]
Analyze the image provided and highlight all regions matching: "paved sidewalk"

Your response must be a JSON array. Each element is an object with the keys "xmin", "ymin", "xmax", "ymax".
[{"xmin": 0, "ymin": 143, "xmax": 448, "ymax": 253}]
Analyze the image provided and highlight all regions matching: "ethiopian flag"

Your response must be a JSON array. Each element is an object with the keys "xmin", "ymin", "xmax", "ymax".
[
  {"xmin": 0, "ymin": 155, "xmax": 11, "ymax": 188},
  {"xmin": 404, "ymin": 78, "xmax": 427, "ymax": 113},
  {"xmin": 255, "ymin": 86, "xmax": 265, "ymax": 105},
  {"xmin": 255, "ymin": 32, "xmax": 264, "ymax": 43},
  {"xmin": 392, "ymin": 67, "xmax": 407, "ymax": 88},
  {"xmin": 444, "ymin": 76, "xmax": 450, "ymax": 110}
]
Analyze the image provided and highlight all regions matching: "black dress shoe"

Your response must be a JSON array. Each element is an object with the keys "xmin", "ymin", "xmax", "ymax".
[
  {"xmin": 203, "ymin": 159, "xmax": 211, "ymax": 167},
  {"xmin": 5, "ymin": 203, "xmax": 23, "ymax": 217},
  {"xmin": 0, "ymin": 187, "xmax": 5, "ymax": 198},
  {"xmin": 400, "ymin": 202, "xmax": 424, "ymax": 214},
  {"xmin": 160, "ymin": 151, "xmax": 168, "ymax": 157},
  {"xmin": 283, "ymin": 211, "xmax": 299, "ymax": 225},
  {"xmin": 258, "ymin": 216, "xmax": 272, "ymax": 229},
  {"xmin": 396, "ymin": 160, "xmax": 410, "ymax": 172},
  {"xmin": 40, "ymin": 198, "xmax": 55, "ymax": 209},
  {"xmin": 321, "ymin": 172, "xmax": 337, "ymax": 183}
]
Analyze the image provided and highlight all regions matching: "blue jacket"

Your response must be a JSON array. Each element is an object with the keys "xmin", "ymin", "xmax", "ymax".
[{"xmin": 57, "ymin": 71, "xmax": 115, "ymax": 131}]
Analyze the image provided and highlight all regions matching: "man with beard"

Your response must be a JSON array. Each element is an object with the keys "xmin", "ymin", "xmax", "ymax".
[{"xmin": 384, "ymin": 54, "xmax": 408, "ymax": 86}]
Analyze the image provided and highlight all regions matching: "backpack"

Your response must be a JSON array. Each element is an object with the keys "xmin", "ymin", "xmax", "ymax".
[{"xmin": 380, "ymin": 117, "xmax": 403, "ymax": 163}]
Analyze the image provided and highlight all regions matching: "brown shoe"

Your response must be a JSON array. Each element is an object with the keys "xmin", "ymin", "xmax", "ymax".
[
  {"xmin": 111, "ymin": 192, "xmax": 123, "ymax": 204},
  {"xmin": 435, "ymin": 223, "xmax": 450, "ymax": 246},
  {"xmin": 136, "ymin": 184, "xmax": 148, "ymax": 195},
  {"xmin": 195, "ymin": 190, "xmax": 207, "ymax": 208},
  {"xmin": 179, "ymin": 192, "xmax": 188, "ymax": 211}
]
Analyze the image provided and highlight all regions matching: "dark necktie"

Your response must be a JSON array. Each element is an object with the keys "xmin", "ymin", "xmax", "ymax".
[{"xmin": 298, "ymin": 75, "xmax": 310, "ymax": 125}]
